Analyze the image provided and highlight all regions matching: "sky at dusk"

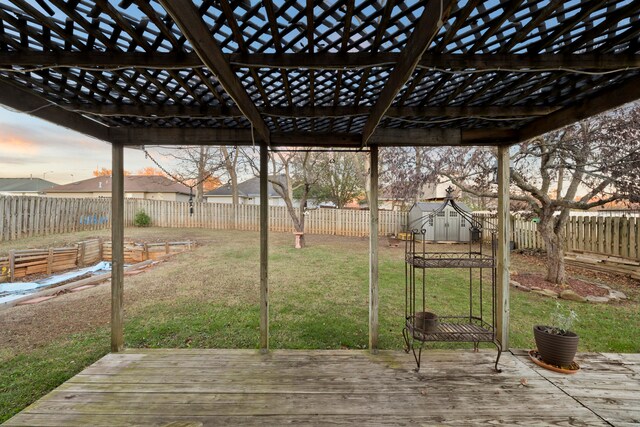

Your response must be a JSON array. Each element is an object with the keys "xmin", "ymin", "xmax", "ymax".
[{"xmin": 0, "ymin": 106, "xmax": 180, "ymax": 185}]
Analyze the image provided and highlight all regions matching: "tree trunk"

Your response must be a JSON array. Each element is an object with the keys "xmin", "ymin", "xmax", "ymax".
[
  {"xmin": 285, "ymin": 203, "xmax": 305, "ymax": 248},
  {"xmin": 195, "ymin": 180, "xmax": 204, "ymax": 203},
  {"xmin": 195, "ymin": 146, "xmax": 206, "ymax": 203},
  {"xmin": 538, "ymin": 217, "xmax": 566, "ymax": 284},
  {"xmin": 362, "ymin": 154, "xmax": 371, "ymax": 208},
  {"xmin": 221, "ymin": 146, "xmax": 239, "ymax": 228}
]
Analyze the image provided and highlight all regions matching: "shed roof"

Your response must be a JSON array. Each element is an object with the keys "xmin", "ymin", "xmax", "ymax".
[
  {"xmin": 46, "ymin": 175, "xmax": 190, "ymax": 195},
  {"xmin": 205, "ymin": 176, "xmax": 282, "ymax": 198},
  {"xmin": 412, "ymin": 200, "xmax": 471, "ymax": 212},
  {"xmin": 1, "ymin": 1, "xmax": 639, "ymax": 149},
  {"xmin": 0, "ymin": 178, "xmax": 57, "ymax": 192}
]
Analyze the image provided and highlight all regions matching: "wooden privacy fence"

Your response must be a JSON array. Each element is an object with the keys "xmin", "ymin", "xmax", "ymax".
[
  {"xmin": 3, "ymin": 196, "xmax": 636, "ymax": 260},
  {"xmin": 0, "ymin": 196, "xmax": 110, "ymax": 241},
  {"xmin": 0, "ymin": 196, "xmax": 407, "ymax": 241},
  {"xmin": 124, "ymin": 199, "xmax": 406, "ymax": 236},
  {"xmin": 473, "ymin": 213, "xmax": 639, "ymax": 260}
]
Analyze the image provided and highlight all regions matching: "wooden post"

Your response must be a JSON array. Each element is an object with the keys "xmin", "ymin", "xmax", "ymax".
[
  {"xmin": 111, "ymin": 142, "xmax": 125, "ymax": 352},
  {"xmin": 259, "ymin": 141, "xmax": 269, "ymax": 352},
  {"xmin": 47, "ymin": 248, "xmax": 53, "ymax": 275},
  {"xmin": 9, "ymin": 250, "xmax": 15, "ymax": 283},
  {"xmin": 78, "ymin": 242, "xmax": 86, "ymax": 268},
  {"xmin": 369, "ymin": 145, "xmax": 379, "ymax": 352},
  {"xmin": 496, "ymin": 145, "xmax": 510, "ymax": 350}
]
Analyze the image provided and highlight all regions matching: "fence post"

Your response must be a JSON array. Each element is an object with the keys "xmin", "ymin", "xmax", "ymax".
[{"xmin": 621, "ymin": 218, "xmax": 629, "ymax": 259}]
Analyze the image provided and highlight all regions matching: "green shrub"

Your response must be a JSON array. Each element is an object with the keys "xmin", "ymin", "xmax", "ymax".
[{"xmin": 134, "ymin": 209, "xmax": 151, "ymax": 227}]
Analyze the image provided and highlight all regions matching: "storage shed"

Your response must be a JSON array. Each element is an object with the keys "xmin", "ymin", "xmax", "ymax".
[{"xmin": 408, "ymin": 200, "xmax": 473, "ymax": 242}]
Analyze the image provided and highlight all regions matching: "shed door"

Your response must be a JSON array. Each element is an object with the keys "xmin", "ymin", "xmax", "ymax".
[
  {"xmin": 434, "ymin": 211, "xmax": 448, "ymax": 240},
  {"xmin": 447, "ymin": 210, "xmax": 461, "ymax": 241},
  {"xmin": 434, "ymin": 209, "xmax": 462, "ymax": 241}
]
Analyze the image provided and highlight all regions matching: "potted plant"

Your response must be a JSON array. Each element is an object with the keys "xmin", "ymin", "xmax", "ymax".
[{"xmin": 533, "ymin": 302, "xmax": 579, "ymax": 367}]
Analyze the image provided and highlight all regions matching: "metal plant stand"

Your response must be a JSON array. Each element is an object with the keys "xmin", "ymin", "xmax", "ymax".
[{"xmin": 402, "ymin": 189, "xmax": 502, "ymax": 372}]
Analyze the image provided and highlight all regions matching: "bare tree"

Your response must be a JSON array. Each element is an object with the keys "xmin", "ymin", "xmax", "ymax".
[
  {"xmin": 219, "ymin": 146, "xmax": 241, "ymax": 205},
  {"xmin": 244, "ymin": 148, "xmax": 322, "ymax": 248},
  {"xmin": 161, "ymin": 146, "xmax": 223, "ymax": 202},
  {"xmin": 380, "ymin": 146, "xmax": 439, "ymax": 209},
  {"xmin": 306, "ymin": 152, "xmax": 366, "ymax": 208},
  {"xmin": 438, "ymin": 105, "xmax": 640, "ymax": 284},
  {"xmin": 379, "ymin": 106, "xmax": 640, "ymax": 283}
]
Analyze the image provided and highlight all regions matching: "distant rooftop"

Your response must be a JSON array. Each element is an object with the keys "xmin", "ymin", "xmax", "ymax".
[
  {"xmin": 46, "ymin": 176, "xmax": 190, "ymax": 195},
  {"xmin": 0, "ymin": 178, "xmax": 57, "ymax": 193},
  {"xmin": 205, "ymin": 176, "xmax": 283, "ymax": 198}
]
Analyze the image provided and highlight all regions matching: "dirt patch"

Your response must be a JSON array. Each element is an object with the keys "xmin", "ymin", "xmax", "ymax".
[
  {"xmin": 0, "ymin": 280, "xmax": 111, "ymax": 355},
  {"xmin": 513, "ymin": 272, "xmax": 609, "ymax": 297}
]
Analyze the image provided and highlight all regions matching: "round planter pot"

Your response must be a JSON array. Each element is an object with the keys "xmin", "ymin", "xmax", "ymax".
[
  {"xmin": 533, "ymin": 325, "xmax": 579, "ymax": 367},
  {"xmin": 414, "ymin": 311, "xmax": 439, "ymax": 334}
]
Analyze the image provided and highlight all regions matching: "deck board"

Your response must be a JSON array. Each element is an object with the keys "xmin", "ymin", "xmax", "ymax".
[
  {"xmin": 513, "ymin": 350, "xmax": 640, "ymax": 426},
  {"xmin": 6, "ymin": 349, "xmax": 639, "ymax": 426}
]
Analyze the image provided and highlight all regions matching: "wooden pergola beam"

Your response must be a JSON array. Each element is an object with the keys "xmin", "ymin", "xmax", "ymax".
[
  {"xmin": 111, "ymin": 127, "xmax": 516, "ymax": 147},
  {"xmin": 518, "ymin": 74, "xmax": 640, "ymax": 141},
  {"xmin": 3, "ymin": 51, "xmax": 640, "ymax": 70},
  {"xmin": 158, "ymin": 0, "xmax": 270, "ymax": 144},
  {"xmin": 68, "ymin": 103, "xmax": 556, "ymax": 118},
  {"xmin": 0, "ymin": 79, "xmax": 112, "ymax": 142},
  {"xmin": 362, "ymin": 0, "xmax": 454, "ymax": 146}
]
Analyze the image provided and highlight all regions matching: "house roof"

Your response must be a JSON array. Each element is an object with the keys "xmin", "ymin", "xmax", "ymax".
[
  {"xmin": 205, "ymin": 176, "xmax": 282, "ymax": 198},
  {"xmin": 46, "ymin": 176, "xmax": 190, "ymax": 195},
  {"xmin": 0, "ymin": 178, "xmax": 57, "ymax": 192},
  {"xmin": 1, "ymin": 2, "xmax": 639, "ymax": 149}
]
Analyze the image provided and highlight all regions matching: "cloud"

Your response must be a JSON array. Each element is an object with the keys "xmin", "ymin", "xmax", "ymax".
[
  {"xmin": 0, "ymin": 132, "xmax": 40, "ymax": 156},
  {"xmin": 0, "ymin": 108, "xmax": 180, "ymax": 181},
  {"xmin": 0, "ymin": 156, "xmax": 47, "ymax": 165}
]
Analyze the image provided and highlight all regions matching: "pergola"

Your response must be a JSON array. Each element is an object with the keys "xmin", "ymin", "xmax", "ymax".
[{"xmin": 1, "ymin": 0, "xmax": 640, "ymax": 355}]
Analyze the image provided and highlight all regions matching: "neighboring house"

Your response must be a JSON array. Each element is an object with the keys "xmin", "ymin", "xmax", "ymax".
[
  {"xmin": 380, "ymin": 179, "xmax": 462, "ymax": 211},
  {"xmin": 45, "ymin": 175, "xmax": 191, "ymax": 201},
  {"xmin": 0, "ymin": 178, "xmax": 57, "ymax": 196},
  {"xmin": 205, "ymin": 176, "xmax": 288, "ymax": 207}
]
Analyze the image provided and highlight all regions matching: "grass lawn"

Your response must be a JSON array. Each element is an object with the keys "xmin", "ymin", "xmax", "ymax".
[{"xmin": 1, "ymin": 228, "xmax": 638, "ymax": 422}]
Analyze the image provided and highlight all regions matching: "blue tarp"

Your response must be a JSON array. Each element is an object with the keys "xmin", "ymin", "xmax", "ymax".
[{"xmin": 0, "ymin": 262, "xmax": 111, "ymax": 304}]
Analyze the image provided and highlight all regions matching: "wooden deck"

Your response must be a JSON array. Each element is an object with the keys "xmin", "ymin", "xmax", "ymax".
[{"xmin": 5, "ymin": 349, "xmax": 639, "ymax": 426}]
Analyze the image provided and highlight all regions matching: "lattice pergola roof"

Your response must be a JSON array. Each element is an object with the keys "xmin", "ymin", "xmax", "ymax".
[{"xmin": 1, "ymin": 0, "xmax": 640, "ymax": 147}]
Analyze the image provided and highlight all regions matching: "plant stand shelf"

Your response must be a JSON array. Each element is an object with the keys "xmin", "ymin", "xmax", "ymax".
[
  {"xmin": 402, "ymin": 189, "xmax": 502, "ymax": 372},
  {"xmin": 407, "ymin": 317, "xmax": 495, "ymax": 342}
]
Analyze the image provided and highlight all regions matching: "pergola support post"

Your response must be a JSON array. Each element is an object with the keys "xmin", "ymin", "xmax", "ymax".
[
  {"xmin": 369, "ymin": 145, "xmax": 379, "ymax": 353},
  {"xmin": 259, "ymin": 142, "xmax": 269, "ymax": 352},
  {"xmin": 111, "ymin": 142, "xmax": 125, "ymax": 352},
  {"xmin": 496, "ymin": 145, "xmax": 511, "ymax": 350}
]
